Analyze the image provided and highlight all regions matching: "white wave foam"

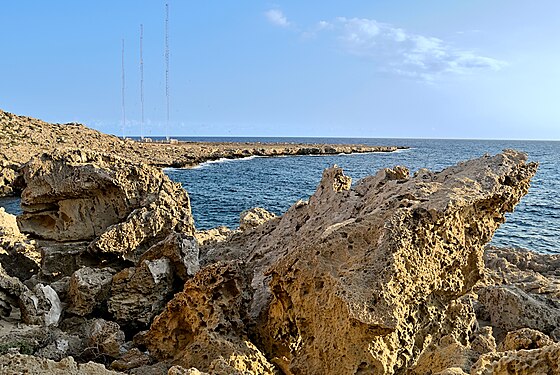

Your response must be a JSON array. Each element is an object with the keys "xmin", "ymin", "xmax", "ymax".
[{"xmin": 165, "ymin": 149, "xmax": 410, "ymax": 171}]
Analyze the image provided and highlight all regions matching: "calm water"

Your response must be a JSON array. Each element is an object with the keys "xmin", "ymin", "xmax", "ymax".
[
  {"xmin": 165, "ymin": 138, "xmax": 559, "ymax": 254},
  {"xmin": 1, "ymin": 138, "xmax": 558, "ymax": 254}
]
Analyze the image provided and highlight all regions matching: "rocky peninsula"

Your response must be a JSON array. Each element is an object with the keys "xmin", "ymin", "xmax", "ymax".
[
  {"xmin": 0, "ymin": 110, "xmax": 559, "ymax": 374},
  {"xmin": 0, "ymin": 109, "xmax": 404, "ymax": 197}
]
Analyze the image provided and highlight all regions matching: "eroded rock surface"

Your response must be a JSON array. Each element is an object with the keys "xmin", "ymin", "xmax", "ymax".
[
  {"xmin": 478, "ymin": 284, "xmax": 560, "ymax": 335},
  {"xmin": 195, "ymin": 226, "xmax": 236, "ymax": 247},
  {"xmin": 83, "ymin": 318, "xmax": 126, "ymax": 359},
  {"xmin": 498, "ymin": 328, "xmax": 554, "ymax": 351},
  {"xmin": 2, "ymin": 149, "xmax": 553, "ymax": 374},
  {"xmin": 17, "ymin": 150, "xmax": 194, "ymax": 257},
  {"xmin": 0, "ymin": 208, "xmax": 40, "ymax": 280},
  {"xmin": 471, "ymin": 343, "xmax": 560, "ymax": 375},
  {"xmin": 147, "ymin": 150, "xmax": 537, "ymax": 374},
  {"xmin": 108, "ymin": 258, "xmax": 175, "ymax": 327},
  {"xmin": 68, "ymin": 267, "xmax": 115, "ymax": 316},
  {"xmin": 142, "ymin": 261, "xmax": 276, "ymax": 374},
  {"xmin": 0, "ymin": 353, "xmax": 124, "ymax": 375},
  {"xmin": 239, "ymin": 207, "xmax": 276, "ymax": 232},
  {"xmin": 139, "ymin": 232, "xmax": 200, "ymax": 281},
  {"xmin": 0, "ymin": 263, "xmax": 60, "ymax": 325}
]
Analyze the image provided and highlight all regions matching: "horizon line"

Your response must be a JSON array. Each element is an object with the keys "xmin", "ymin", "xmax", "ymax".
[{"xmin": 117, "ymin": 134, "xmax": 560, "ymax": 142}]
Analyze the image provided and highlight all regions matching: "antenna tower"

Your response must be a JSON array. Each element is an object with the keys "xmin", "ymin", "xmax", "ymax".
[
  {"xmin": 121, "ymin": 38, "xmax": 126, "ymax": 139},
  {"xmin": 140, "ymin": 24, "xmax": 144, "ymax": 140},
  {"xmin": 165, "ymin": 2, "xmax": 170, "ymax": 141}
]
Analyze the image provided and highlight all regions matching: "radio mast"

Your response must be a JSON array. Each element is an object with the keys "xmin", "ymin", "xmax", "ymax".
[
  {"xmin": 140, "ymin": 24, "xmax": 144, "ymax": 140},
  {"xmin": 121, "ymin": 38, "xmax": 126, "ymax": 139},
  {"xmin": 165, "ymin": 2, "xmax": 170, "ymax": 141}
]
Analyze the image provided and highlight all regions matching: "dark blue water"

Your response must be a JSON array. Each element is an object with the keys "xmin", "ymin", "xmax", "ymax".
[
  {"xmin": 164, "ymin": 138, "xmax": 559, "ymax": 254},
  {"xmin": 1, "ymin": 138, "xmax": 557, "ymax": 253}
]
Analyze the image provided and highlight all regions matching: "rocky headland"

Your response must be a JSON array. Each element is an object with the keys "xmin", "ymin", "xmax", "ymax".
[
  {"xmin": 0, "ymin": 109, "xmax": 404, "ymax": 197},
  {"xmin": 1, "ymin": 141, "xmax": 559, "ymax": 374}
]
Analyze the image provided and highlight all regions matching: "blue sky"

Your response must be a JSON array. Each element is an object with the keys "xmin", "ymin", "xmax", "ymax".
[{"xmin": 1, "ymin": 1, "xmax": 559, "ymax": 140}]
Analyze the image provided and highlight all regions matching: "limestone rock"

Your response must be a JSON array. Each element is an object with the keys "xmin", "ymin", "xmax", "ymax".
[
  {"xmin": 409, "ymin": 335, "xmax": 478, "ymax": 375},
  {"xmin": 195, "ymin": 226, "xmax": 236, "ymax": 246},
  {"xmin": 92, "ymin": 184, "xmax": 194, "ymax": 261},
  {"xmin": 108, "ymin": 258, "xmax": 175, "ymax": 327},
  {"xmin": 0, "ymin": 208, "xmax": 40, "ymax": 281},
  {"xmin": 142, "ymin": 261, "xmax": 276, "ymax": 374},
  {"xmin": 0, "ymin": 207, "xmax": 21, "ymax": 238},
  {"xmin": 483, "ymin": 246, "xmax": 560, "ymax": 300},
  {"xmin": 0, "ymin": 165, "xmax": 19, "ymax": 196},
  {"xmin": 39, "ymin": 241, "xmax": 99, "ymax": 280},
  {"xmin": 471, "ymin": 343, "xmax": 560, "ymax": 375},
  {"xmin": 49, "ymin": 276, "xmax": 71, "ymax": 301},
  {"xmin": 129, "ymin": 362, "xmax": 170, "ymax": 375},
  {"xmin": 68, "ymin": 267, "xmax": 115, "ymax": 316},
  {"xmin": 239, "ymin": 207, "xmax": 276, "ymax": 231},
  {"xmin": 34, "ymin": 329, "xmax": 84, "ymax": 361},
  {"xmin": 0, "ymin": 353, "xmax": 125, "ymax": 374},
  {"xmin": 17, "ymin": 150, "xmax": 195, "ymax": 259},
  {"xmin": 110, "ymin": 348, "xmax": 151, "ymax": 371},
  {"xmin": 198, "ymin": 151, "xmax": 536, "ymax": 374},
  {"xmin": 411, "ymin": 326, "xmax": 495, "ymax": 374},
  {"xmin": 470, "ymin": 326, "xmax": 497, "ymax": 355},
  {"xmin": 498, "ymin": 328, "xmax": 554, "ymax": 351},
  {"xmin": 261, "ymin": 152, "xmax": 536, "ymax": 374},
  {"xmin": 478, "ymin": 285, "xmax": 560, "ymax": 335},
  {"xmin": 139, "ymin": 232, "xmax": 200, "ymax": 281},
  {"xmin": 0, "ymin": 319, "xmax": 51, "ymax": 356},
  {"xmin": 167, "ymin": 366, "xmax": 209, "ymax": 375},
  {"xmin": 0, "ymin": 241, "xmax": 40, "ymax": 282},
  {"xmin": 37, "ymin": 284, "xmax": 62, "ymax": 326},
  {"xmin": 83, "ymin": 319, "xmax": 126, "ymax": 359},
  {"xmin": 0, "ymin": 263, "xmax": 60, "ymax": 325}
]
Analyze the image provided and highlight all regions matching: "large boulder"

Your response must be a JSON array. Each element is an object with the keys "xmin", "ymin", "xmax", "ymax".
[
  {"xmin": 68, "ymin": 267, "xmax": 115, "ymax": 316},
  {"xmin": 256, "ymin": 151, "xmax": 536, "ymax": 374},
  {"xmin": 139, "ymin": 232, "xmax": 200, "ymax": 281},
  {"xmin": 0, "ymin": 163, "xmax": 19, "ymax": 197},
  {"xmin": 83, "ymin": 318, "xmax": 126, "ymax": 359},
  {"xmin": 0, "ymin": 207, "xmax": 21, "ymax": 238},
  {"xmin": 108, "ymin": 258, "xmax": 175, "ymax": 327},
  {"xmin": 147, "ymin": 150, "xmax": 536, "ymax": 374},
  {"xmin": 0, "ymin": 263, "xmax": 61, "ymax": 326},
  {"xmin": 141, "ymin": 261, "xmax": 276, "ymax": 374},
  {"xmin": 0, "ymin": 208, "xmax": 40, "ymax": 281},
  {"xmin": 498, "ymin": 328, "xmax": 554, "ymax": 351},
  {"xmin": 17, "ymin": 150, "xmax": 195, "ymax": 259}
]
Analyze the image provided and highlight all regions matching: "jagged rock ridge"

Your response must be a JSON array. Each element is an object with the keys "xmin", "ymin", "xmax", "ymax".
[
  {"xmin": 0, "ymin": 108, "xmax": 404, "ymax": 197},
  {"xmin": 3, "ymin": 148, "xmax": 559, "ymax": 375},
  {"xmin": 144, "ymin": 150, "xmax": 540, "ymax": 374}
]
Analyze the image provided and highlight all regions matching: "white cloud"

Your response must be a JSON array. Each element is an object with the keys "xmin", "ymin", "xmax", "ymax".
[
  {"xmin": 301, "ymin": 20, "xmax": 334, "ymax": 39},
  {"xmin": 319, "ymin": 17, "xmax": 507, "ymax": 81},
  {"xmin": 265, "ymin": 9, "xmax": 290, "ymax": 28},
  {"xmin": 317, "ymin": 21, "xmax": 331, "ymax": 30}
]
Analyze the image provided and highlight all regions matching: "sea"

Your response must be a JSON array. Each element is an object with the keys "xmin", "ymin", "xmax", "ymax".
[{"xmin": 1, "ymin": 138, "xmax": 558, "ymax": 254}]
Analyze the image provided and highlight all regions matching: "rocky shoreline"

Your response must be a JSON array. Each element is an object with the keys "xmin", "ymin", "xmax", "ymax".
[
  {"xmin": 0, "ymin": 143, "xmax": 559, "ymax": 374},
  {"xmin": 1, "ymin": 109, "xmax": 559, "ymax": 374},
  {"xmin": 0, "ymin": 109, "xmax": 405, "ymax": 197}
]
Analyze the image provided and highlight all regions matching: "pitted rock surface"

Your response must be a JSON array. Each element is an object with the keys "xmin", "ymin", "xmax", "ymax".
[
  {"xmin": 17, "ymin": 150, "xmax": 195, "ymax": 258},
  {"xmin": 151, "ymin": 150, "xmax": 537, "ymax": 374}
]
